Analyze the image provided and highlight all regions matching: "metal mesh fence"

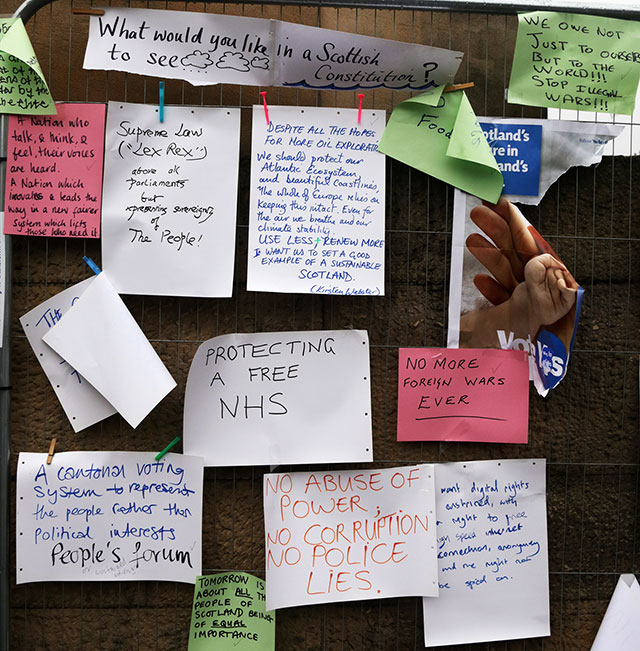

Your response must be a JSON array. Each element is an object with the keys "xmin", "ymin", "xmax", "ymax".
[{"xmin": 4, "ymin": 1, "xmax": 639, "ymax": 649}]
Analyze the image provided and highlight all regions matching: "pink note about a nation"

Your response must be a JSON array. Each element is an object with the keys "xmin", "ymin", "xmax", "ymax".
[
  {"xmin": 4, "ymin": 103, "xmax": 106, "ymax": 238},
  {"xmin": 397, "ymin": 348, "xmax": 529, "ymax": 443}
]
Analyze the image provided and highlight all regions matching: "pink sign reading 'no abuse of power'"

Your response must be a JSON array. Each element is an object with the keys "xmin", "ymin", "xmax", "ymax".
[
  {"xmin": 4, "ymin": 103, "xmax": 105, "ymax": 238},
  {"xmin": 397, "ymin": 348, "xmax": 529, "ymax": 443}
]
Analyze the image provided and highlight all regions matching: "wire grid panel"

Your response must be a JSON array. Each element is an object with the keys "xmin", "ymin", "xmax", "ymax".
[{"xmin": 7, "ymin": 2, "xmax": 640, "ymax": 650}]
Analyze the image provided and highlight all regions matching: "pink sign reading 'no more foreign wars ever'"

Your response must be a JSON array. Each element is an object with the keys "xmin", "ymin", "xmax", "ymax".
[
  {"xmin": 397, "ymin": 348, "xmax": 529, "ymax": 444},
  {"xmin": 4, "ymin": 103, "xmax": 105, "ymax": 238}
]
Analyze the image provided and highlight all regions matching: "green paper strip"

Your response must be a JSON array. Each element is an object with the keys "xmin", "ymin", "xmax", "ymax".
[
  {"xmin": 0, "ymin": 18, "xmax": 56, "ymax": 115},
  {"xmin": 378, "ymin": 90, "xmax": 503, "ymax": 203},
  {"xmin": 508, "ymin": 11, "xmax": 640, "ymax": 116}
]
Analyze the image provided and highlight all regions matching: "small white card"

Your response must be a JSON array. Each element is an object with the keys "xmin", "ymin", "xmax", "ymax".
[
  {"xmin": 20, "ymin": 278, "xmax": 117, "ymax": 432},
  {"xmin": 42, "ymin": 273, "xmax": 176, "ymax": 428}
]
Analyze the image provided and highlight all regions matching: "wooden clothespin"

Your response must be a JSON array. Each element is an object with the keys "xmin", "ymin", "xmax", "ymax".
[
  {"xmin": 46, "ymin": 438, "xmax": 57, "ymax": 465},
  {"xmin": 443, "ymin": 82, "xmax": 475, "ymax": 94},
  {"xmin": 72, "ymin": 8, "xmax": 105, "ymax": 16}
]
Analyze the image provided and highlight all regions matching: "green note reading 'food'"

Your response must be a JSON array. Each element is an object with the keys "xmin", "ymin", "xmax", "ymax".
[
  {"xmin": 508, "ymin": 11, "xmax": 640, "ymax": 115},
  {"xmin": 378, "ymin": 90, "xmax": 503, "ymax": 203}
]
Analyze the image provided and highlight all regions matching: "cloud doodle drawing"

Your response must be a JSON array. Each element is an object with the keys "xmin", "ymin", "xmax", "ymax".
[
  {"xmin": 181, "ymin": 50, "xmax": 214, "ymax": 69},
  {"xmin": 215, "ymin": 51, "xmax": 250, "ymax": 72},
  {"xmin": 250, "ymin": 56, "xmax": 270, "ymax": 70}
]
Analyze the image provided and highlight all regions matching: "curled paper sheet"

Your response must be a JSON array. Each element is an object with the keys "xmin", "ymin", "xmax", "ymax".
[
  {"xmin": 478, "ymin": 117, "xmax": 623, "ymax": 205},
  {"xmin": 42, "ymin": 272, "xmax": 176, "ymax": 427},
  {"xmin": 0, "ymin": 18, "xmax": 55, "ymax": 114},
  {"xmin": 591, "ymin": 574, "xmax": 640, "ymax": 651},
  {"xmin": 84, "ymin": 7, "xmax": 462, "ymax": 98},
  {"xmin": 378, "ymin": 91, "xmax": 503, "ymax": 203}
]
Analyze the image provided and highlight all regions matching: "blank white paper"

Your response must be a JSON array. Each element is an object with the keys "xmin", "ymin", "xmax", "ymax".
[{"xmin": 42, "ymin": 273, "xmax": 176, "ymax": 428}]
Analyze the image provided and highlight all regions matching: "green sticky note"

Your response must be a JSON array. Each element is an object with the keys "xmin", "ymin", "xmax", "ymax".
[
  {"xmin": 0, "ymin": 18, "xmax": 56, "ymax": 115},
  {"xmin": 508, "ymin": 11, "xmax": 640, "ymax": 115},
  {"xmin": 189, "ymin": 573, "xmax": 275, "ymax": 650},
  {"xmin": 378, "ymin": 90, "xmax": 503, "ymax": 203}
]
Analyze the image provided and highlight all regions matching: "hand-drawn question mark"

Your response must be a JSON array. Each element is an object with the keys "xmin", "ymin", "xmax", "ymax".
[{"xmin": 422, "ymin": 61, "xmax": 438, "ymax": 83}]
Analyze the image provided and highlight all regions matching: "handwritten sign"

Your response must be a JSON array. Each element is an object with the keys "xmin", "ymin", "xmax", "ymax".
[
  {"xmin": 508, "ymin": 11, "xmax": 640, "ymax": 115},
  {"xmin": 247, "ymin": 106, "xmax": 385, "ymax": 295},
  {"xmin": 378, "ymin": 91, "xmax": 503, "ymax": 203},
  {"xmin": 592, "ymin": 575, "xmax": 640, "ymax": 651},
  {"xmin": 102, "ymin": 102, "xmax": 240, "ymax": 297},
  {"xmin": 423, "ymin": 459, "xmax": 549, "ymax": 647},
  {"xmin": 478, "ymin": 123, "xmax": 542, "ymax": 197},
  {"xmin": 42, "ymin": 273, "xmax": 176, "ymax": 429},
  {"xmin": 17, "ymin": 451, "xmax": 203, "ymax": 584},
  {"xmin": 0, "ymin": 18, "xmax": 55, "ymax": 115},
  {"xmin": 398, "ymin": 348, "xmax": 529, "ymax": 443},
  {"xmin": 19, "ymin": 279, "xmax": 117, "ymax": 432},
  {"xmin": 189, "ymin": 573, "xmax": 275, "ymax": 650},
  {"xmin": 264, "ymin": 465, "xmax": 438, "ymax": 610},
  {"xmin": 4, "ymin": 104, "xmax": 105, "ymax": 238},
  {"xmin": 184, "ymin": 330, "xmax": 372, "ymax": 466},
  {"xmin": 84, "ymin": 7, "xmax": 462, "ymax": 95}
]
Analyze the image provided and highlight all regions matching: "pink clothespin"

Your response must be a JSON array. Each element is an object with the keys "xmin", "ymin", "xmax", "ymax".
[
  {"xmin": 260, "ymin": 91, "xmax": 270, "ymax": 125},
  {"xmin": 357, "ymin": 94, "xmax": 365, "ymax": 124}
]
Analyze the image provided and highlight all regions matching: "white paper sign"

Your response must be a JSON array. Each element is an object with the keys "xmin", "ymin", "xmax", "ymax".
[
  {"xmin": 263, "ymin": 464, "xmax": 438, "ymax": 610},
  {"xmin": 591, "ymin": 574, "xmax": 640, "ymax": 651},
  {"xmin": 84, "ymin": 8, "xmax": 462, "ymax": 93},
  {"xmin": 548, "ymin": 84, "xmax": 640, "ymax": 157},
  {"xmin": 183, "ymin": 329, "xmax": 372, "ymax": 466},
  {"xmin": 248, "ymin": 106, "xmax": 385, "ymax": 295},
  {"xmin": 423, "ymin": 459, "xmax": 549, "ymax": 647},
  {"xmin": 19, "ymin": 278, "xmax": 117, "ymax": 431},
  {"xmin": 102, "ymin": 102, "xmax": 240, "ymax": 297},
  {"xmin": 42, "ymin": 273, "xmax": 176, "ymax": 428},
  {"xmin": 17, "ymin": 451, "xmax": 203, "ymax": 584}
]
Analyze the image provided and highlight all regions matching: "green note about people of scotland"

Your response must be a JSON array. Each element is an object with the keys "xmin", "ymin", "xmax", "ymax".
[
  {"xmin": 189, "ymin": 573, "xmax": 275, "ymax": 650},
  {"xmin": 508, "ymin": 11, "xmax": 640, "ymax": 115}
]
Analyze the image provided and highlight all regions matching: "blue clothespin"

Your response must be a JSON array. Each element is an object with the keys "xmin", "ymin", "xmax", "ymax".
[
  {"xmin": 159, "ymin": 81, "xmax": 165, "ymax": 123},
  {"xmin": 83, "ymin": 256, "xmax": 101, "ymax": 275}
]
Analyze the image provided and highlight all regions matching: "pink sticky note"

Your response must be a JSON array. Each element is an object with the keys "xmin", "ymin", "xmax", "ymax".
[
  {"xmin": 397, "ymin": 348, "xmax": 529, "ymax": 443},
  {"xmin": 4, "ymin": 103, "xmax": 106, "ymax": 238}
]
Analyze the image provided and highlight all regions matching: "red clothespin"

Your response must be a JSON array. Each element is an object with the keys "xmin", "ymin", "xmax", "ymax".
[
  {"xmin": 357, "ymin": 93, "xmax": 365, "ymax": 124},
  {"xmin": 259, "ymin": 91, "xmax": 270, "ymax": 125},
  {"xmin": 46, "ymin": 438, "xmax": 57, "ymax": 465}
]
